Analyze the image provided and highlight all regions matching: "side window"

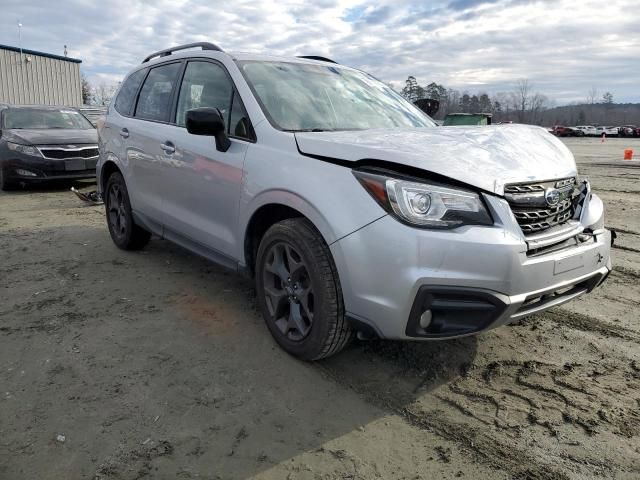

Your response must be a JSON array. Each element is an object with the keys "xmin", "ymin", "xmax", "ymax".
[
  {"xmin": 113, "ymin": 69, "xmax": 146, "ymax": 116},
  {"xmin": 134, "ymin": 63, "xmax": 181, "ymax": 122},
  {"xmin": 228, "ymin": 91, "xmax": 252, "ymax": 140},
  {"xmin": 176, "ymin": 61, "xmax": 232, "ymax": 127}
]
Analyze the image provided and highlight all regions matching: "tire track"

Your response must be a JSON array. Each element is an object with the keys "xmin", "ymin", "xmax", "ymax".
[
  {"xmin": 534, "ymin": 310, "xmax": 640, "ymax": 343},
  {"xmin": 317, "ymin": 362, "xmax": 573, "ymax": 480}
]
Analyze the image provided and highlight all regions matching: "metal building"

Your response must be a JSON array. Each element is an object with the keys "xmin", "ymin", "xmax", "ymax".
[{"xmin": 0, "ymin": 44, "xmax": 82, "ymax": 106}]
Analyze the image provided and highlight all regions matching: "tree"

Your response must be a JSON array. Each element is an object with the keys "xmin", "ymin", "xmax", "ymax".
[
  {"xmin": 444, "ymin": 88, "xmax": 461, "ymax": 116},
  {"xmin": 93, "ymin": 83, "xmax": 117, "ymax": 106},
  {"xmin": 81, "ymin": 75, "xmax": 92, "ymax": 105},
  {"xmin": 601, "ymin": 92, "xmax": 614, "ymax": 104},
  {"xmin": 424, "ymin": 82, "xmax": 448, "ymax": 102},
  {"xmin": 401, "ymin": 76, "xmax": 425, "ymax": 103},
  {"xmin": 514, "ymin": 79, "xmax": 530, "ymax": 122},
  {"xmin": 459, "ymin": 93, "xmax": 471, "ymax": 113},
  {"xmin": 478, "ymin": 93, "xmax": 492, "ymax": 113},
  {"xmin": 577, "ymin": 110, "xmax": 586, "ymax": 125},
  {"xmin": 528, "ymin": 92, "xmax": 548, "ymax": 125},
  {"xmin": 469, "ymin": 95, "xmax": 480, "ymax": 113},
  {"xmin": 586, "ymin": 87, "xmax": 598, "ymax": 105},
  {"xmin": 493, "ymin": 92, "xmax": 511, "ymax": 122}
]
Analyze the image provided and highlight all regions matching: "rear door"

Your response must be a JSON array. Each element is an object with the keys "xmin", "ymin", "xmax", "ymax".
[
  {"xmin": 126, "ymin": 61, "xmax": 183, "ymax": 225},
  {"xmin": 101, "ymin": 67, "xmax": 146, "ymax": 195},
  {"xmin": 157, "ymin": 59, "xmax": 254, "ymax": 263}
]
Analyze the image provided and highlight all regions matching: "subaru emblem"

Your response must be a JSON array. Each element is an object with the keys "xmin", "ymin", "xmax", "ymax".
[{"xmin": 545, "ymin": 188, "xmax": 561, "ymax": 206}]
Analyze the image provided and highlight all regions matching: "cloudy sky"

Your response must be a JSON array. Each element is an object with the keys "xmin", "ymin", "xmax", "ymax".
[{"xmin": 1, "ymin": 0, "xmax": 638, "ymax": 104}]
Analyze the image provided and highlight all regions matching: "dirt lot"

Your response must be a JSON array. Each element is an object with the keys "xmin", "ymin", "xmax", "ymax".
[{"xmin": 1, "ymin": 137, "xmax": 639, "ymax": 480}]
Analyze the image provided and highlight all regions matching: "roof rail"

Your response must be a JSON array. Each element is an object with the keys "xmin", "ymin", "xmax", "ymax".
[
  {"xmin": 297, "ymin": 55, "xmax": 338, "ymax": 64},
  {"xmin": 142, "ymin": 42, "xmax": 224, "ymax": 63}
]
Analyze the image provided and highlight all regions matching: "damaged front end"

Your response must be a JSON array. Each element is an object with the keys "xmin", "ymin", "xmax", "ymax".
[{"xmin": 504, "ymin": 178, "xmax": 612, "ymax": 256}]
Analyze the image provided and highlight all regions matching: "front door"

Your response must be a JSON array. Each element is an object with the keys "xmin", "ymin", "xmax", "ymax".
[{"xmin": 157, "ymin": 60, "xmax": 254, "ymax": 261}]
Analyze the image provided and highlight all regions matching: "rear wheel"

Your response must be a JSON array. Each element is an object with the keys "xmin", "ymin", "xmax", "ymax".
[
  {"xmin": 255, "ymin": 218, "xmax": 353, "ymax": 360},
  {"xmin": 105, "ymin": 172, "xmax": 151, "ymax": 250}
]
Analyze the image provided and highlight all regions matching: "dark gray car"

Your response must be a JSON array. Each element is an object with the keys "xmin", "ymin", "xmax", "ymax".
[{"xmin": 0, "ymin": 104, "xmax": 98, "ymax": 190}]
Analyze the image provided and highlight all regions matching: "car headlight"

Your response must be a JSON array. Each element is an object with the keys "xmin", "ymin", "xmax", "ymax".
[
  {"xmin": 353, "ymin": 170, "xmax": 493, "ymax": 229},
  {"xmin": 7, "ymin": 142, "xmax": 42, "ymax": 157}
]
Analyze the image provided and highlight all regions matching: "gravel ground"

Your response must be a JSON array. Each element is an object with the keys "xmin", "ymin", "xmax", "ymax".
[{"xmin": 1, "ymin": 137, "xmax": 639, "ymax": 480}]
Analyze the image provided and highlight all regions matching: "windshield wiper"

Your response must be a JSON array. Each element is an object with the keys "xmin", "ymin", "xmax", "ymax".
[{"xmin": 286, "ymin": 128, "xmax": 337, "ymax": 133}]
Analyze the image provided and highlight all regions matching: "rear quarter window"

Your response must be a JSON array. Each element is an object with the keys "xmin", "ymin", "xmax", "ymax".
[{"xmin": 114, "ymin": 69, "xmax": 147, "ymax": 116}]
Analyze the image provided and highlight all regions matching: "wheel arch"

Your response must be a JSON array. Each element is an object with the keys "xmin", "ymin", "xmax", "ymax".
[
  {"xmin": 99, "ymin": 159, "xmax": 122, "ymax": 194},
  {"xmin": 241, "ymin": 193, "xmax": 337, "ymax": 277}
]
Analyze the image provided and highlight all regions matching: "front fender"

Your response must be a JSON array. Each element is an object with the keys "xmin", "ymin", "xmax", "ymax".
[{"xmin": 239, "ymin": 189, "xmax": 339, "ymax": 263}]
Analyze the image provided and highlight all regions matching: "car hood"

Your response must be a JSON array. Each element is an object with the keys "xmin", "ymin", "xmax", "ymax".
[
  {"xmin": 3, "ymin": 128, "xmax": 98, "ymax": 146},
  {"xmin": 295, "ymin": 124, "xmax": 576, "ymax": 195}
]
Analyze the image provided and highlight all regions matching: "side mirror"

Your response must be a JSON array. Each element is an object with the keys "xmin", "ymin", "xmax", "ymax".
[{"xmin": 185, "ymin": 107, "xmax": 231, "ymax": 152}]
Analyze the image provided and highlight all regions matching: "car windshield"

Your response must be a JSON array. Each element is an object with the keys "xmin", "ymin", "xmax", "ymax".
[
  {"xmin": 3, "ymin": 108, "xmax": 94, "ymax": 130},
  {"xmin": 239, "ymin": 61, "xmax": 436, "ymax": 131}
]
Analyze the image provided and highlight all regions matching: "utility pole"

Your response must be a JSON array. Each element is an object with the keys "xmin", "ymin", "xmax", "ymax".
[
  {"xmin": 18, "ymin": 20, "xmax": 25, "ymax": 103},
  {"xmin": 18, "ymin": 21, "xmax": 23, "ymax": 62}
]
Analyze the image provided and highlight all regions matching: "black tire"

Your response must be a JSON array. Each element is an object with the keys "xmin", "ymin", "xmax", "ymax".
[
  {"xmin": 104, "ymin": 171, "xmax": 151, "ymax": 250},
  {"xmin": 255, "ymin": 218, "xmax": 354, "ymax": 360},
  {"xmin": 0, "ymin": 167, "xmax": 17, "ymax": 191}
]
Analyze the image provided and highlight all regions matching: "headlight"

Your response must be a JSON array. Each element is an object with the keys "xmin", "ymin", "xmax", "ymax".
[
  {"xmin": 353, "ymin": 170, "xmax": 493, "ymax": 229},
  {"xmin": 7, "ymin": 142, "xmax": 41, "ymax": 157}
]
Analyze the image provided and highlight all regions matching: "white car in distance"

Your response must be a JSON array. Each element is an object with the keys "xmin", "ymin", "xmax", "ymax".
[
  {"xmin": 594, "ymin": 126, "xmax": 618, "ymax": 137},
  {"xmin": 575, "ymin": 125, "xmax": 597, "ymax": 136}
]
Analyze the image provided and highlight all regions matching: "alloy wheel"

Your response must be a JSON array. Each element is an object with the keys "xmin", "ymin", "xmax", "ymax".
[
  {"xmin": 107, "ymin": 183, "xmax": 127, "ymax": 240},
  {"xmin": 262, "ymin": 241, "xmax": 315, "ymax": 341}
]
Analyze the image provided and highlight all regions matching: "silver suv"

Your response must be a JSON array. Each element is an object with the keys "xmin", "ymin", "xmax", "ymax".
[{"xmin": 98, "ymin": 42, "xmax": 612, "ymax": 360}]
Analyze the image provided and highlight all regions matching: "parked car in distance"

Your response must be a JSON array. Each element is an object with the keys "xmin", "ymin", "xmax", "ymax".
[
  {"xmin": 0, "ymin": 105, "xmax": 98, "ymax": 190},
  {"xmin": 98, "ymin": 42, "xmax": 612, "ymax": 360},
  {"xmin": 619, "ymin": 125, "xmax": 639, "ymax": 137},
  {"xmin": 574, "ymin": 125, "xmax": 598, "ymax": 136},
  {"xmin": 443, "ymin": 113, "xmax": 492, "ymax": 126},
  {"xmin": 553, "ymin": 125, "xmax": 584, "ymax": 137},
  {"xmin": 594, "ymin": 126, "xmax": 618, "ymax": 137}
]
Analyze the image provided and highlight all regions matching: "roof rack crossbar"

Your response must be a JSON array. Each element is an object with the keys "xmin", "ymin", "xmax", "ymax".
[
  {"xmin": 143, "ymin": 42, "xmax": 224, "ymax": 63},
  {"xmin": 297, "ymin": 55, "xmax": 338, "ymax": 64}
]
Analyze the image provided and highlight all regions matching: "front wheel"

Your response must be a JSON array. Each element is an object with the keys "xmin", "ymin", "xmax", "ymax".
[
  {"xmin": 104, "ymin": 172, "xmax": 151, "ymax": 250},
  {"xmin": 255, "ymin": 218, "xmax": 353, "ymax": 360}
]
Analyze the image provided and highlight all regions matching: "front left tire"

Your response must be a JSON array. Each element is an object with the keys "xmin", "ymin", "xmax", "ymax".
[{"xmin": 255, "ymin": 218, "xmax": 354, "ymax": 360}]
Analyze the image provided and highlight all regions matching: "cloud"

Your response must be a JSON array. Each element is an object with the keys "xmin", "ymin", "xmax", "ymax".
[{"xmin": 0, "ymin": 0, "xmax": 638, "ymax": 103}]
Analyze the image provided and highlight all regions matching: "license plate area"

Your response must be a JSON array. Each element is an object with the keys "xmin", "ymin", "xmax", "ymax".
[
  {"xmin": 65, "ymin": 159, "xmax": 85, "ymax": 171},
  {"xmin": 554, "ymin": 252, "xmax": 585, "ymax": 274}
]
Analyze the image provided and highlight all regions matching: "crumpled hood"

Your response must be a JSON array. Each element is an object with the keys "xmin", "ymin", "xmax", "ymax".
[
  {"xmin": 295, "ymin": 124, "xmax": 576, "ymax": 195},
  {"xmin": 3, "ymin": 128, "xmax": 97, "ymax": 146}
]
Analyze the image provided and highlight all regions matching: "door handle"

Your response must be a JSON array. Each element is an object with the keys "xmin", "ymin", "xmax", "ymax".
[
  {"xmin": 160, "ymin": 142, "xmax": 175, "ymax": 154},
  {"xmin": 119, "ymin": 128, "xmax": 129, "ymax": 138}
]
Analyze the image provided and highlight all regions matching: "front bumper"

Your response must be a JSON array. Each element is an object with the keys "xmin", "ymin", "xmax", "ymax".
[
  {"xmin": 330, "ymin": 193, "xmax": 611, "ymax": 340},
  {"xmin": 1, "ymin": 155, "xmax": 97, "ymax": 182}
]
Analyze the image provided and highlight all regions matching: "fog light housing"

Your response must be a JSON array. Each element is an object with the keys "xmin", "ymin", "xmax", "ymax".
[
  {"xmin": 419, "ymin": 309, "xmax": 432, "ymax": 329},
  {"xmin": 15, "ymin": 168, "xmax": 38, "ymax": 177},
  {"xmin": 406, "ymin": 287, "xmax": 508, "ymax": 338}
]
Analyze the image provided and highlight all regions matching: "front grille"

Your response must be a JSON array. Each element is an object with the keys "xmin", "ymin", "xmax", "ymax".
[
  {"xmin": 505, "ymin": 177, "xmax": 577, "ymax": 234},
  {"xmin": 39, "ymin": 147, "xmax": 99, "ymax": 160}
]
